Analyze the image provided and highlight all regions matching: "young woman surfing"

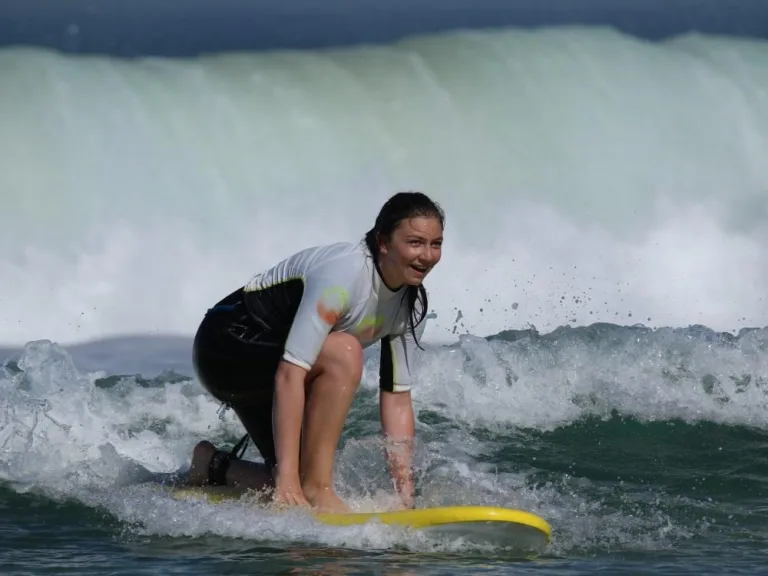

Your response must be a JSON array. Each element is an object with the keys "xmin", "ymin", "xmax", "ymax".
[{"xmin": 186, "ymin": 191, "xmax": 445, "ymax": 513}]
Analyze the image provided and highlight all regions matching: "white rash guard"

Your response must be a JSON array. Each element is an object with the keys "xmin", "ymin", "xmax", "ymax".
[{"xmin": 242, "ymin": 241, "xmax": 427, "ymax": 392}]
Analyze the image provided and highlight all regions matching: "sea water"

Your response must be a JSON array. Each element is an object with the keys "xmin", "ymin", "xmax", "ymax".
[{"xmin": 1, "ymin": 24, "xmax": 768, "ymax": 575}]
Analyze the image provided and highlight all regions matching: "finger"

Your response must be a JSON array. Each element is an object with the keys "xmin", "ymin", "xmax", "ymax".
[{"xmin": 294, "ymin": 494, "xmax": 310, "ymax": 507}]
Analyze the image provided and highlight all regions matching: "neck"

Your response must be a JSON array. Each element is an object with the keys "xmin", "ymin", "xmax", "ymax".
[{"xmin": 375, "ymin": 259, "xmax": 404, "ymax": 292}]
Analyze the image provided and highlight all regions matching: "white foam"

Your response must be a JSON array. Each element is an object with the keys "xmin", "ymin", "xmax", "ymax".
[
  {"xmin": 2, "ymin": 28, "xmax": 768, "ymax": 343},
  {"xmin": 1, "ymin": 336, "xmax": 718, "ymax": 553},
  {"xmin": 409, "ymin": 326, "xmax": 768, "ymax": 431}
]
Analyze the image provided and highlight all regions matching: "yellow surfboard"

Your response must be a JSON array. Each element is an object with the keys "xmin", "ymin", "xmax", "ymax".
[{"xmin": 167, "ymin": 485, "xmax": 551, "ymax": 551}]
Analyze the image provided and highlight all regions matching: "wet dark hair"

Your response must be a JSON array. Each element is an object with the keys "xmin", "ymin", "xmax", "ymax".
[{"xmin": 364, "ymin": 191, "xmax": 445, "ymax": 349}]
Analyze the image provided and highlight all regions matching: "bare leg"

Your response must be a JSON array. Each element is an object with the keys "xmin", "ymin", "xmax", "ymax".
[
  {"xmin": 300, "ymin": 332, "xmax": 363, "ymax": 513},
  {"xmin": 186, "ymin": 332, "xmax": 362, "ymax": 513}
]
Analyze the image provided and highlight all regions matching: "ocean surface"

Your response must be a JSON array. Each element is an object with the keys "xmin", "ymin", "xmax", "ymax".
[{"xmin": 2, "ymin": 1, "xmax": 768, "ymax": 574}]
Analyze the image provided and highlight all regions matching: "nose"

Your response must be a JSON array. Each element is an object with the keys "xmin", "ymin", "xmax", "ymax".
[{"xmin": 421, "ymin": 245, "xmax": 438, "ymax": 263}]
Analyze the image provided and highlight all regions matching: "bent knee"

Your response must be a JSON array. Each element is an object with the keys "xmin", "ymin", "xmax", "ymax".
[{"xmin": 316, "ymin": 332, "xmax": 363, "ymax": 380}]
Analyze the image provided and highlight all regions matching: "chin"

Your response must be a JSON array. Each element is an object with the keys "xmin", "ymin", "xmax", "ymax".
[{"xmin": 403, "ymin": 273, "xmax": 427, "ymax": 286}]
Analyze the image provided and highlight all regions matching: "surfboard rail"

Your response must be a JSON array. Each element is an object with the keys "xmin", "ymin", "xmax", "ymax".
[
  {"xmin": 315, "ymin": 505, "xmax": 552, "ymax": 542},
  {"xmin": 167, "ymin": 485, "xmax": 551, "ymax": 544}
]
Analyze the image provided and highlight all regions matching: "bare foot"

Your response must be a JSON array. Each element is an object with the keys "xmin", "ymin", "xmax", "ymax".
[
  {"xmin": 187, "ymin": 440, "xmax": 217, "ymax": 485},
  {"xmin": 303, "ymin": 483, "xmax": 351, "ymax": 514}
]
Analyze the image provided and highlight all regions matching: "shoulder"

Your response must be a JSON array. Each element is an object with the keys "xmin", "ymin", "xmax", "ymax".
[
  {"xmin": 247, "ymin": 241, "xmax": 367, "ymax": 287},
  {"xmin": 304, "ymin": 241, "xmax": 369, "ymax": 276},
  {"xmin": 273, "ymin": 242, "xmax": 370, "ymax": 301}
]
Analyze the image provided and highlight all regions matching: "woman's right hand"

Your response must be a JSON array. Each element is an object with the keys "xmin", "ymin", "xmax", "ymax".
[
  {"xmin": 271, "ymin": 361, "xmax": 311, "ymax": 508},
  {"xmin": 272, "ymin": 469, "xmax": 311, "ymax": 508}
]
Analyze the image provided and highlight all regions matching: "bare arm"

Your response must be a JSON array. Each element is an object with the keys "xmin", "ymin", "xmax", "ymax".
[
  {"xmin": 379, "ymin": 389, "xmax": 415, "ymax": 508},
  {"xmin": 272, "ymin": 360, "xmax": 309, "ymax": 499}
]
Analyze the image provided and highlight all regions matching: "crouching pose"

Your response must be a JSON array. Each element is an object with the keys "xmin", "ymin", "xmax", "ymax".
[{"xmin": 186, "ymin": 191, "xmax": 445, "ymax": 513}]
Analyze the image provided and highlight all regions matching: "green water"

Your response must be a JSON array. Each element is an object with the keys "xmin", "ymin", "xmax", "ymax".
[{"xmin": 2, "ymin": 326, "xmax": 768, "ymax": 574}]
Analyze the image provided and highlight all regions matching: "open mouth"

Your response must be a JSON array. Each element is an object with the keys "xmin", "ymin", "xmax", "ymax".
[{"xmin": 410, "ymin": 264, "xmax": 428, "ymax": 274}]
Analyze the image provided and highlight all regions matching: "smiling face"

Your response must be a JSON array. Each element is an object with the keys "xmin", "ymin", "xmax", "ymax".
[{"xmin": 376, "ymin": 216, "xmax": 444, "ymax": 288}]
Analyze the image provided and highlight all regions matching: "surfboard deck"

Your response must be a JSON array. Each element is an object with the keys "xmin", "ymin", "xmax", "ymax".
[{"xmin": 166, "ymin": 485, "xmax": 551, "ymax": 551}]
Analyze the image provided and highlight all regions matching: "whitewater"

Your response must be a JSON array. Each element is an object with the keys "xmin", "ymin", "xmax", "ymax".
[
  {"xmin": 2, "ymin": 24, "xmax": 768, "ymax": 575},
  {"xmin": 2, "ymin": 25, "xmax": 768, "ymax": 346}
]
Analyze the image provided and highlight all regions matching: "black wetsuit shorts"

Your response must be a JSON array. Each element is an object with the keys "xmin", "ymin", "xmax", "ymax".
[{"xmin": 192, "ymin": 287, "xmax": 283, "ymax": 469}]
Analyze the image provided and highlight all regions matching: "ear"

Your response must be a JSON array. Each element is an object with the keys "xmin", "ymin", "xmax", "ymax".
[{"xmin": 376, "ymin": 232, "xmax": 389, "ymax": 255}]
